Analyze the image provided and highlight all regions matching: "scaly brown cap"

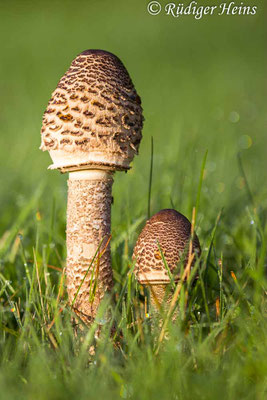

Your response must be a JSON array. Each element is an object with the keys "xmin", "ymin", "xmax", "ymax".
[
  {"xmin": 40, "ymin": 49, "xmax": 143, "ymax": 172},
  {"xmin": 133, "ymin": 209, "xmax": 201, "ymax": 285}
]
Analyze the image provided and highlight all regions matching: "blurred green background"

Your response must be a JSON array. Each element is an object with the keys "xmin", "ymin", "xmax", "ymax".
[
  {"xmin": 0, "ymin": 0, "xmax": 266, "ymax": 259},
  {"xmin": 0, "ymin": 2, "xmax": 266, "ymax": 399}
]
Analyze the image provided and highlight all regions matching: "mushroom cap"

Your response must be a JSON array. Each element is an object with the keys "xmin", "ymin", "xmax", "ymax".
[
  {"xmin": 133, "ymin": 209, "xmax": 201, "ymax": 285},
  {"xmin": 40, "ymin": 49, "xmax": 143, "ymax": 172}
]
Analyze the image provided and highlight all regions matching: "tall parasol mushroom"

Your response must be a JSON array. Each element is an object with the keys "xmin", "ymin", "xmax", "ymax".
[{"xmin": 40, "ymin": 49, "xmax": 143, "ymax": 325}]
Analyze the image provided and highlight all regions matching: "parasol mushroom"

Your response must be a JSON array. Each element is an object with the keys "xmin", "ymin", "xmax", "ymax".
[
  {"xmin": 133, "ymin": 209, "xmax": 201, "ymax": 313},
  {"xmin": 40, "ymin": 49, "xmax": 143, "ymax": 325}
]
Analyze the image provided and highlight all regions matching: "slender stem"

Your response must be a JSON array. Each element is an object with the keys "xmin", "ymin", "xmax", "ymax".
[
  {"xmin": 147, "ymin": 136, "xmax": 154, "ymax": 219},
  {"xmin": 66, "ymin": 170, "xmax": 114, "ymax": 325}
]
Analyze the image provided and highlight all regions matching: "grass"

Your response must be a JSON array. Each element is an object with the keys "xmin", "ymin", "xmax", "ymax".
[{"xmin": 0, "ymin": 0, "xmax": 267, "ymax": 399}]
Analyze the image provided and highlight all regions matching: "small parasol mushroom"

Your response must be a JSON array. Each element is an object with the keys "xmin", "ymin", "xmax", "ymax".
[{"xmin": 133, "ymin": 209, "xmax": 201, "ymax": 313}]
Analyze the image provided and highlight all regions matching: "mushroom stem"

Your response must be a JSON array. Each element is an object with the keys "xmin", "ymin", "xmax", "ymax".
[
  {"xmin": 149, "ymin": 284, "xmax": 171, "ymax": 311},
  {"xmin": 66, "ymin": 169, "xmax": 114, "ymax": 325},
  {"xmin": 148, "ymin": 284, "xmax": 178, "ymax": 328}
]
